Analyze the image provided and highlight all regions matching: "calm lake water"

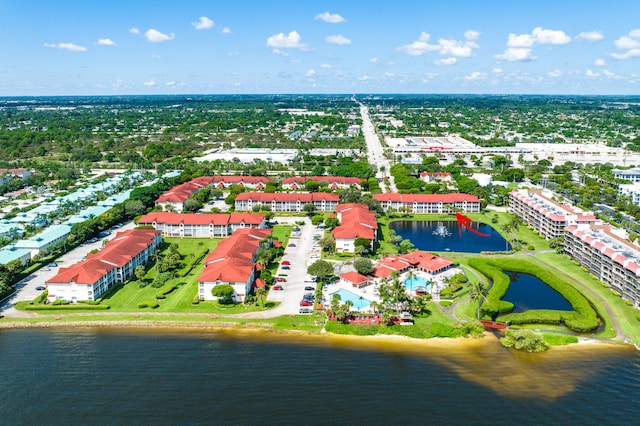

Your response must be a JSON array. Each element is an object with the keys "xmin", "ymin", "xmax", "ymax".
[
  {"xmin": 1, "ymin": 328, "xmax": 638, "ymax": 425},
  {"xmin": 503, "ymin": 271, "xmax": 573, "ymax": 312},
  {"xmin": 390, "ymin": 220, "xmax": 511, "ymax": 253}
]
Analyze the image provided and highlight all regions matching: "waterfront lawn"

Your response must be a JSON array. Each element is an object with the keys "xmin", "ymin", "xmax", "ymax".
[{"xmin": 534, "ymin": 252, "xmax": 640, "ymax": 343}]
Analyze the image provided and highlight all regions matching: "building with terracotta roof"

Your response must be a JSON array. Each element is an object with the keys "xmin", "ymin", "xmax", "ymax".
[
  {"xmin": 46, "ymin": 229, "xmax": 162, "ymax": 303},
  {"xmin": 137, "ymin": 212, "xmax": 266, "ymax": 238},
  {"xmin": 155, "ymin": 176, "xmax": 273, "ymax": 212},
  {"xmin": 373, "ymin": 193, "xmax": 480, "ymax": 214},
  {"xmin": 198, "ymin": 228, "xmax": 273, "ymax": 302},
  {"xmin": 509, "ymin": 189, "xmax": 599, "ymax": 239},
  {"xmin": 282, "ymin": 176, "xmax": 365, "ymax": 191},
  {"xmin": 234, "ymin": 192, "xmax": 339, "ymax": 212},
  {"xmin": 331, "ymin": 204, "xmax": 378, "ymax": 253},
  {"xmin": 373, "ymin": 251, "xmax": 453, "ymax": 279},
  {"xmin": 565, "ymin": 224, "xmax": 640, "ymax": 308},
  {"xmin": 339, "ymin": 271, "xmax": 373, "ymax": 288},
  {"xmin": 0, "ymin": 168, "xmax": 32, "ymax": 185},
  {"xmin": 419, "ymin": 172, "xmax": 453, "ymax": 183}
]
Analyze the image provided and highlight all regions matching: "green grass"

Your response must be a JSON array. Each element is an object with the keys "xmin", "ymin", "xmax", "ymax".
[
  {"xmin": 270, "ymin": 225, "xmax": 292, "ymax": 246},
  {"xmin": 542, "ymin": 333, "xmax": 579, "ymax": 346}
]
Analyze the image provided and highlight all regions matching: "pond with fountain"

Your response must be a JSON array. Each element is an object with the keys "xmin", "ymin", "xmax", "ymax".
[{"xmin": 389, "ymin": 220, "xmax": 511, "ymax": 253}]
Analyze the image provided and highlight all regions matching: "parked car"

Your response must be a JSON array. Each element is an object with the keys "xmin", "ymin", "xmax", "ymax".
[
  {"xmin": 281, "ymin": 260, "xmax": 291, "ymax": 265},
  {"xmin": 299, "ymin": 300, "xmax": 313, "ymax": 307},
  {"xmin": 304, "ymin": 286, "xmax": 315, "ymax": 291},
  {"xmin": 289, "ymin": 243, "xmax": 296, "ymax": 247},
  {"xmin": 299, "ymin": 307, "xmax": 313, "ymax": 314},
  {"xmin": 35, "ymin": 286, "xmax": 46, "ymax": 291},
  {"xmin": 275, "ymin": 277, "xmax": 287, "ymax": 283},
  {"xmin": 281, "ymin": 265, "xmax": 290, "ymax": 270},
  {"xmin": 49, "ymin": 262, "xmax": 57, "ymax": 267},
  {"xmin": 272, "ymin": 284, "xmax": 284, "ymax": 291},
  {"xmin": 303, "ymin": 294, "xmax": 314, "ymax": 301}
]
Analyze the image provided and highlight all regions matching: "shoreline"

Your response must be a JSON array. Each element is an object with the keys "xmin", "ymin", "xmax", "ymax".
[{"xmin": 0, "ymin": 318, "xmax": 631, "ymax": 351}]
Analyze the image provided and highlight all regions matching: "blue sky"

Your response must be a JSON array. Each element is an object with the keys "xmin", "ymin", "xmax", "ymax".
[{"xmin": 1, "ymin": 0, "xmax": 639, "ymax": 95}]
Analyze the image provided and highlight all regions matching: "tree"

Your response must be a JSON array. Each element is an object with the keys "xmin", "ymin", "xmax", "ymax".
[
  {"xmin": 500, "ymin": 329, "xmax": 550, "ymax": 352},
  {"xmin": 184, "ymin": 198, "xmax": 201, "ymax": 213},
  {"xmin": 354, "ymin": 237, "xmax": 371, "ymax": 254},
  {"xmin": 318, "ymin": 235, "xmax": 336, "ymax": 253},
  {"xmin": 256, "ymin": 287, "xmax": 267, "ymax": 310},
  {"xmin": 325, "ymin": 216, "xmax": 340, "ymax": 230},
  {"xmin": 134, "ymin": 265, "xmax": 146, "ymax": 282},
  {"xmin": 211, "ymin": 284, "xmax": 236, "ymax": 304},
  {"xmin": 398, "ymin": 238, "xmax": 414, "ymax": 254},
  {"xmin": 353, "ymin": 257, "xmax": 374, "ymax": 275},
  {"xmin": 468, "ymin": 281, "xmax": 486, "ymax": 320},
  {"xmin": 307, "ymin": 260, "xmax": 334, "ymax": 282},
  {"xmin": 303, "ymin": 203, "xmax": 317, "ymax": 215},
  {"xmin": 311, "ymin": 214, "xmax": 324, "ymax": 225}
]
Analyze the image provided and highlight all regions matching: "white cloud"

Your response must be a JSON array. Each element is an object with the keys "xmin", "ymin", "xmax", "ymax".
[
  {"xmin": 166, "ymin": 81, "xmax": 175, "ymax": 87},
  {"xmin": 603, "ymin": 69, "xmax": 615, "ymax": 77},
  {"xmin": 576, "ymin": 31, "xmax": 604, "ymax": 42},
  {"xmin": 585, "ymin": 69, "xmax": 599, "ymax": 78},
  {"xmin": 96, "ymin": 38, "xmax": 116, "ymax": 46},
  {"xmin": 548, "ymin": 69, "xmax": 563, "ymax": 78},
  {"xmin": 320, "ymin": 63, "xmax": 332, "ymax": 68},
  {"xmin": 221, "ymin": 27, "xmax": 231, "ymax": 34},
  {"xmin": 306, "ymin": 69, "xmax": 316, "ymax": 77},
  {"xmin": 612, "ymin": 29, "xmax": 640, "ymax": 59},
  {"xmin": 465, "ymin": 71, "xmax": 487, "ymax": 81},
  {"xmin": 594, "ymin": 58, "xmax": 606, "ymax": 66},
  {"xmin": 492, "ymin": 67, "xmax": 503, "ymax": 74},
  {"xmin": 358, "ymin": 75, "xmax": 371, "ymax": 81},
  {"xmin": 151, "ymin": 54, "xmax": 161, "ymax": 59},
  {"xmin": 398, "ymin": 31, "xmax": 479, "ymax": 57},
  {"xmin": 129, "ymin": 27, "xmax": 140, "ymax": 35},
  {"xmin": 369, "ymin": 57, "xmax": 379, "ymax": 63},
  {"xmin": 266, "ymin": 30, "xmax": 309, "ymax": 54},
  {"xmin": 384, "ymin": 72, "xmax": 396, "ymax": 78},
  {"xmin": 435, "ymin": 57, "xmax": 457, "ymax": 66},
  {"xmin": 494, "ymin": 47, "xmax": 536, "ymax": 62},
  {"xmin": 145, "ymin": 29, "xmax": 175, "ymax": 43},
  {"xmin": 44, "ymin": 42, "xmax": 87, "ymax": 52},
  {"xmin": 143, "ymin": 79, "xmax": 156, "ymax": 86},
  {"xmin": 325, "ymin": 35, "xmax": 351, "ymax": 45},
  {"xmin": 507, "ymin": 27, "xmax": 571, "ymax": 47},
  {"xmin": 192, "ymin": 16, "xmax": 214, "ymax": 30},
  {"xmin": 314, "ymin": 12, "xmax": 345, "ymax": 23}
]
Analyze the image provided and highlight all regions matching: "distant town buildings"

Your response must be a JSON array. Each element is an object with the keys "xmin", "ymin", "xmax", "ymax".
[
  {"xmin": 282, "ymin": 176, "xmax": 365, "ymax": 190},
  {"xmin": 373, "ymin": 193, "xmax": 480, "ymax": 214},
  {"xmin": 137, "ymin": 212, "xmax": 266, "ymax": 238},
  {"xmin": 46, "ymin": 229, "xmax": 162, "ymax": 303}
]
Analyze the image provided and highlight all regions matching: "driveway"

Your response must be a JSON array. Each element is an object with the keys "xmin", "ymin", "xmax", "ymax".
[{"xmin": 0, "ymin": 221, "xmax": 137, "ymax": 318}]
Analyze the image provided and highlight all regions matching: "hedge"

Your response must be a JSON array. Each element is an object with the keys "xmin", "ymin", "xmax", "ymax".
[
  {"xmin": 467, "ymin": 257, "xmax": 599, "ymax": 332},
  {"xmin": 25, "ymin": 304, "xmax": 110, "ymax": 311},
  {"xmin": 155, "ymin": 284, "xmax": 177, "ymax": 300},
  {"xmin": 137, "ymin": 301, "xmax": 159, "ymax": 309}
]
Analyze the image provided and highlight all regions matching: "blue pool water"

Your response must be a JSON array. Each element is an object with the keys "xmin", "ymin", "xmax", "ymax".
[
  {"xmin": 330, "ymin": 288, "xmax": 371, "ymax": 310},
  {"xmin": 404, "ymin": 276, "xmax": 431, "ymax": 291}
]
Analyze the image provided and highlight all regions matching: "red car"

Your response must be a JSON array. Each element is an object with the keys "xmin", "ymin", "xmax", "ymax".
[
  {"xmin": 272, "ymin": 284, "xmax": 284, "ymax": 291},
  {"xmin": 281, "ymin": 260, "xmax": 291, "ymax": 265},
  {"xmin": 275, "ymin": 277, "xmax": 287, "ymax": 282},
  {"xmin": 299, "ymin": 300, "xmax": 313, "ymax": 306}
]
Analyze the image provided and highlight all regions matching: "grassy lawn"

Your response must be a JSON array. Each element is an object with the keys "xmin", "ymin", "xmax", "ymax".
[
  {"xmin": 270, "ymin": 224, "xmax": 292, "ymax": 246},
  {"xmin": 534, "ymin": 252, "xmax": 640, "ymax": 342}
]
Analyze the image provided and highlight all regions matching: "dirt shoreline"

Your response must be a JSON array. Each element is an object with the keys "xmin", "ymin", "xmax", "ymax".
[{"xmin": 0, "ymin": 318, "xmax": 627, "ymax": 351}]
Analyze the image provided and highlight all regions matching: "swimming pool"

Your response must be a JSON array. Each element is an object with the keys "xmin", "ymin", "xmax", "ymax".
[
  {"xmin": 330, "ymin": 288, "xmax": 371, "ymax": 310},
  {"xmin": 404, "ymin": 276, "xmax": 431, "ymax": 291}
]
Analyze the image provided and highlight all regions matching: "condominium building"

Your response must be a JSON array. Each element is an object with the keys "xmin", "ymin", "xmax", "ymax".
[
  {"xmin": 234, "ymin": 192, "xmax": 339, "ymax": 212},
  {"xmin": 373, "ymin": 193, "xmax": 480, "ymax": 214},
  {"xmin": 137, "ymin": 212, "xmax": 266, "ymax": 238},
  {"xmin": 282, "ymin": 176, "xmax": 365, "ymax": 190},
  {"xmin": 46, "ymin": 229, "xmax": 162, "ymax": 303},
  {"xmin": 565, "ymin": 224, "xmax": 640, "ymax": 308},
  {"xmin": 509, "ymin": 189, "xmax": 598, "ymax": 239},
  {"xmin": 331, "ymin": 203, "xmax": 378, "ymax": 253},
  {"xmin": 197, "ymin": 228, "xmax": 273, "ymax": 302},
  {"xmin": 613, "ymin": 168, "xmax": 640, "ymax": 184}
]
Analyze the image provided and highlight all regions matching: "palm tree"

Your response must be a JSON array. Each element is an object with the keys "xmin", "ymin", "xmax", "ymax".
[
  {"xmin": 468, "ymin": 281, "xmax": 486, "ymax": 320},
  {"xmin": 256, "ymin": 287, "xmax": 267, "ymax": 310}
]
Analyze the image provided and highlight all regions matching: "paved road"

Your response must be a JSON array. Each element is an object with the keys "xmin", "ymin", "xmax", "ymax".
[
  {"xmin": 0, "ymin": 221, "xmax": 137, "ymax": 318},
  {"xmin": 359, "ymin": 103, "xmax": 397, "ymax": 193}
]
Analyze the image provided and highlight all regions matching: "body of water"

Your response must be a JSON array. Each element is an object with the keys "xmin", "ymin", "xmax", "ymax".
[
  {"xmin": 390, "ymin": 220, "xmax": 511, "ymax": 253},
  {"xmin": 1, "ymin": 328, "xmax": 638, "ymax": 425},
  {"xmin": 503, "ymin": 271, "xmax": 573, "ymax": 312},
  {"xmin": 330, "ymin": 288, "xmax": 371, "ymax": 310}
]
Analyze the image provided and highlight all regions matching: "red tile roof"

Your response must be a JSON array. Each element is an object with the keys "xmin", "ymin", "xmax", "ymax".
[
  {"xmin": 282, "ymin": 176, "xmax": 365, "ymax": 186},
  {"xmin": 138, "ymin": 211, "xmax": 265, "ymax": 226},
  {"xmin": 46, "ymin": 229, "xmax": 161, "ymax": 285},
  {"xmin": 235, "ymin": 192, "xmax": 339, "ymax": 202},
  {"xmin": 332, "ymin": 203, "xmax": 378, "ymax": 240},
  {"xmin": 373, "ymin": 193, "xmax": 479, "ymax": 203},
  {"xmin": 340, "ymin": 271, "xmax": 372, "ymax": 285},
  {"xmin": 198, "ymin": 228, "xmax": 272, "ymax": 283}
]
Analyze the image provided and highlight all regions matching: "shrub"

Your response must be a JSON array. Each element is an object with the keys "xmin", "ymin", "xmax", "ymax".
[
  {"xmin": 500, "ymin": 329, "xmax": 550, "ymax": 352},
  {"xmin": 191, "ymin": 297, "xmax": 200, "ymax": 305},
  {"xmin": 624, "ymin": 299, "xmax": 633, "ymax": 306},
  {"xmin": 34, "ymin": 290, "xmax": 48, "ymax": 304},
  {"xmin": 155, "ymin": 284, "xmax": 177, "ymax": 300},
  {"xmin": 76, "ymin": 300, "xmax": 101, "ymax": 305},
  {"xmin": 138, "ymin": 301, "xmax": 159, "ymax": 309},
  {"xmin": 25, "ymin": 304, "xmax": 109, "ymax": 311},
  {"xmin": 542, "ymin": 333, "xmax": 579, "ymax": 346},
  {"xmin": 440, "ymin": 300, "xmax": 453, "ymax": 307},
  {"xmin": 52, "ymin": 299, "xmax": 69, "ymax": 305}
]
